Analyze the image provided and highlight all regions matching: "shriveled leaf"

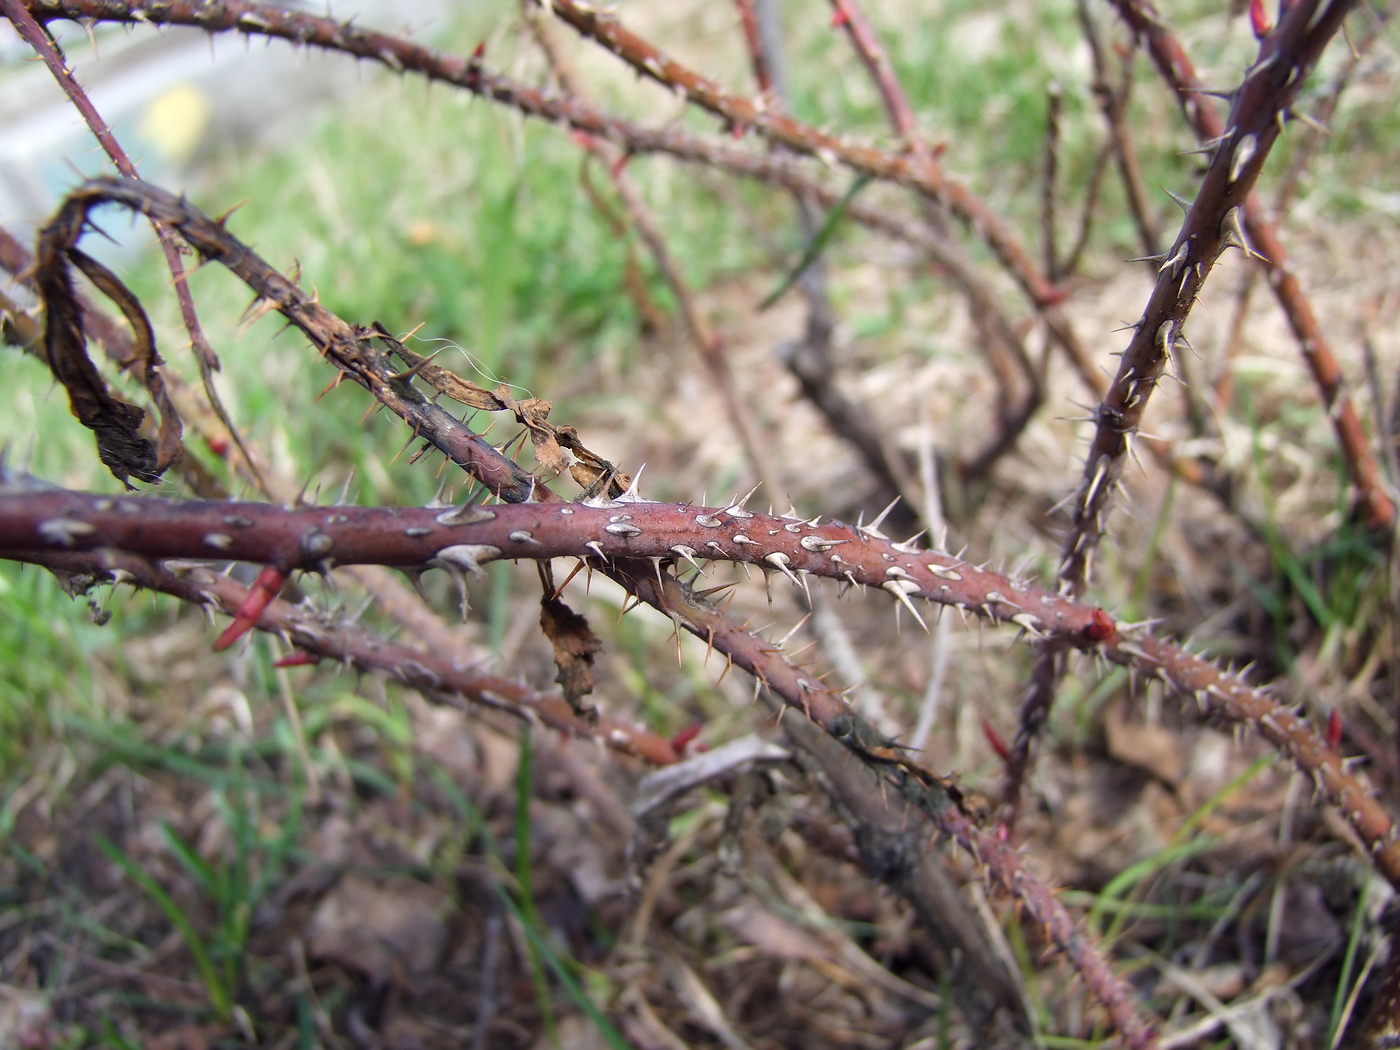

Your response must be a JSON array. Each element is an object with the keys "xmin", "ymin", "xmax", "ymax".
[
  {"xmin": 380, "ymin": 324, "xmax": 628, "ymax": 495},
  {"xmin": 69, "ymin": 249, "xmax": 183, "ymax": 477},
  {"xmin": 539, "ymin": 593, "xmax": 603, "ymax": 719},
  {"xmin": 32, "ymin": 209, "xmax": 182, "ymax": 486},
  {"xmin": 307, "ymin": 874, "xmax": 449, "ymax": 986}
]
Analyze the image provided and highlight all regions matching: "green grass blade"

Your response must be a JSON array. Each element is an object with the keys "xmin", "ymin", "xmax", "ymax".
[
  {"xmin": 157, "ymin": 821, "xmax": 218, "ymax": 899},
  {"xmin": 494, "ymin": 882, "xmax": 633, "ymax": 1050},
  {"xmin": 1327, "ymin": 878, "xmax": 1370, "ymax": 1045},
  {"xmin": 94, "ymin": 835, "xmax": 232, "ymax": 1022},
  {"xmin": 760, "ymin": 174, "xmax": 874, "ymax": 310},
  {"xmin": 514, "ymin": 723, "xmax": 558, "ymax": 1046}
]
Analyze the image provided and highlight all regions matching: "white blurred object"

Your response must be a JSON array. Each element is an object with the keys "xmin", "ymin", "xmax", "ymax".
[{"xmin": 0, "ymin": 1, "xmax": 455, "ymax": 239}]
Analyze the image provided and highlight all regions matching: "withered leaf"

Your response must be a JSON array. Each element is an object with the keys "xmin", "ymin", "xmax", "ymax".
[
  {"xmin": 69, "ymin": 249, "xmax": 183, "ymax": 479},
  {"xmin": 539, "ymin": 593, "xmax": 603, "ymax": 720},
  {"xmin": 32, "ymin": 219, "xmax": 181, "ymax": 486},
  {"xmin": 380, "ymin": 324, "xmax": 628, "ymax": 496}
]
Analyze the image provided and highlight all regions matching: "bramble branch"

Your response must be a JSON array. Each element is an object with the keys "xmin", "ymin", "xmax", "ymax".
[
  {"xmin": 1106, "ymin": 0, "xmax": 1394, "ymax": 532},
  {"xmin": 24, "ymin": 0, "xmax": 1087, "ymax": 462},
  {"xmin": 2, "ymin": 479, "xmax": 1394, "ymax": 889},
  {"xmin": 538, "ymin": 0, "xmax": 1106, "ymax": 395},
  {"xmin": 17, "ymin": 169, "xmax": 1165, "ymax": 1040},
  {"xmin": 1059, "ymin": 0, "xmax": 1362, "ymax": 593},
  {"xmin": 1003, "ymin": 0, "xmax": 1368, "ymax": 822}
]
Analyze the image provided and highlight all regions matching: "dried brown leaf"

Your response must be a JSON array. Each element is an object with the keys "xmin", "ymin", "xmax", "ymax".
[
  {"xmin": 31, "ymin": 215, "xmax": 182, "ymax": 486},
  {"xmin": 1105, "ymin": 701, "xmax": 1184, "ymax": 785},
  {"xmin": 69, "ymin": 248, "xmax": 183, "ymax": 476},
  {"xmin": 381, "ymin": 327, "xmax": 628, "ymax": 493},
  {"xmin": 307, "ymin": 874, "xmax": 449, "ymax": 986},
  {"xmin": 540, "ymin": 592, "xmax": 603, "ymax": 719}
]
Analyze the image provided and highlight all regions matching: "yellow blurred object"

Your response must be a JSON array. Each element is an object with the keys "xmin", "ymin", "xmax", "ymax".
[
  {"xmin": 138, "ymin": 82, "xmax": 212, "ymax": 165},
  {"xmin": 407, "ymin": 219, "xmax": 439, "ymax": 246}
]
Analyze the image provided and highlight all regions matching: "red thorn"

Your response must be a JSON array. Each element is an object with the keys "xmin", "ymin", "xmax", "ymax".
[
  {"xmin": 471, "ymin": 40, "xmax": 486, "ymax": 62},
  {"xmin": 729, "ymin": 121, "xmax": 745, "ymax": 139},
  {"xmin": 206, "ymin": 433, "xmax": 230, "ymax": 458},
  {"xmin": 570, "ymin": 129, "xmax": 597, "ymax": 150},
  {"xmin": 982, "ymin": 719, "xmax": 1010, "ymax": 762},
  {"xmin": 609, "ymin": 151, "xmax": 633, "ymax": 179},
  {"xmin": 1327, "ymin": 708, "xmax": 1342, "ymax": 750},
  {"xmin": 1248, "ymin": 0, "xmax": 1273, "ymax": 39},
  {"xmin": 830, "ymin": 5, "xmax": 850, "ymax": 28},
  {"xmin": 274, "ymin": 650, "xmax": 320, "ymax": 668},
  {"xmin": 670, "ymin": 723, "xmax": 704, "ymax": 753},
  {"xmin": 1084, "ymin": 607, "xmax": 1116, "ymax": 643},
  {"xmin": 213, "ymin": 565, "xmax": 286, "ymax": 651}
]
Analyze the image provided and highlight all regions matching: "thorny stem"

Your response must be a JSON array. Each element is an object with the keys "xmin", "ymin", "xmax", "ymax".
[
  {"xmin": 1060, "ymin": 0, "xmax": 1364, "ymax": 594},
  {"xmin": 1, "ymin": 483, "xmax": 1156, "ymax": 1044},
  {"xmin": 1009, "ymin": 0, "xmax": 1367, "ymax": 825},
  {"xmin": 39, "ymin": 177, "xmax": 540, "ymax": 504},
  {"xmin": 537, "ymin": 0, "xmax": 1052, "ymax": 306},
  {"xmin": 523, "ymin": 6, "xmax": 778, "ymax": 499},
  {"xmin": 20, "ymin": 547, "xmax": 679, "ymax": 765},
  {"xmin": 3, "ymin": 483, "xmax": 1397, "ymax": 888},
  {"xmin": 2, "ymin": 0, "xmax": 1389, "ymax": 1019},
  {"xmin": 0, "ymin": 221, "xmax": 523, "ymax": 702},
  {"xmin": 18, "ymin": 0, "xmax": 921, "ymax": 255},
  {"xmin": 1105, "ymin": 0, "xmax": 1394, "ymax": 532},
  {"xmin": 1221, "ymin": 9, "xmax": 1388, "ymax": 412},
  {"xmin": 12, "ymin": 169, "xmax": 1397, "ymax": 1044},
  {"xmin": 24, "ymin": 0, "xmax": 1063, "ymax": 465}
]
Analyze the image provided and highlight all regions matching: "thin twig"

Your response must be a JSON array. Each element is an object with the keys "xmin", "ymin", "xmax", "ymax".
[
  {"xmin": 24, "ymin": 0, "xmax": 1084, "ymax": 421},
  {"xmin": 818, "ymin": 0, "xmax": 1043, "ymax": 483},
  {"xmin": 539, "ymin": 0, "xmax": 1105, "ymax": 397},
  {"xmin": 826, "ymin": 0, "xmax": 919, "ymax": 142},
  {"xmin": 1076, "ymin": 0, "xmax": 1160, "ymax": 263}
]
